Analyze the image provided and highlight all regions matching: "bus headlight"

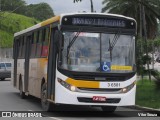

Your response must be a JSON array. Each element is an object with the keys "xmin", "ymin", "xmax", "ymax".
[
  {"xmin": 57, "ymin": 78, "xmax": 77, "ymax": 92},
  {"xmin": 121, "ymin": 81, "xmax": 136, "ymax": 93},
  {"xmin": 70, "ymin": 86, "xmax": 76, "ymax": 91}
]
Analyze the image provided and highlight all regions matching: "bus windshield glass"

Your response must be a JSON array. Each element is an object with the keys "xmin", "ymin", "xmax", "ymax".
[{"xmin": 59, "ymin": 32, "xmax": 135, "ymax": 73}]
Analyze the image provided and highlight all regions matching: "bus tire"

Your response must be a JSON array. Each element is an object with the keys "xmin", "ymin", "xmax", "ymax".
[
  {"xmin": 101, "ymin": 106, "xmax": 117, "ymax": 113},
  {"xmin": 19, "ymin": 80, "xmax": 26, "ymax": 99},
  {"xmin": 41, "ymin": 83, "xmax": 53, "ymax": 111}
]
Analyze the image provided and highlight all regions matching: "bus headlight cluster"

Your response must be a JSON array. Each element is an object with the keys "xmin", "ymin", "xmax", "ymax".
[
  {"xmin": 57, "ymin": 78, "xmax": 77, "ymax": 92},
  {"xmin": 121, "ymin": 81, "xmax": 136, "ymax": 93}
]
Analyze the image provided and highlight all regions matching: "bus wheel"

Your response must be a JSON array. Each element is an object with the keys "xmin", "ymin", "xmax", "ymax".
[
  {"xmin": 41, "ymin": 83, "xmax": 53, "ymax": 111},
  {"xmin": 101, "ymin": 106, "xmax": 117, "ymax": 113},
  {"xmin": 19, "ymin": 80, "xmax": 26, "ymax": 99}
]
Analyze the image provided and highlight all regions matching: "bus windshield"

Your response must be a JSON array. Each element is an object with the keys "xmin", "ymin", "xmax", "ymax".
[{"xmin": 59, "ymin": 31, "xmax": 135, "ymax": 73}]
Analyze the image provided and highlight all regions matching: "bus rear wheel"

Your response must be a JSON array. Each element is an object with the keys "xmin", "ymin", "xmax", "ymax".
[
  {"xmin": 41, "ymin": 83, "xmax": 53, "ymax": 111},
  {"xmin": 101, "ymin": 106, "xmax": 117, "ymax": 113}
]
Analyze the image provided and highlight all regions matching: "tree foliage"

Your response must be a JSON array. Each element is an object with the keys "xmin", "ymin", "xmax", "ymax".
[
  {"xmin": 25, "ymin": 3, "xmax": 54, "ymax": 21},
  {"xmin": 0, "ymin": 0, "xmax": 26, "ymax": 14},
  {"xmin": 0, "ymin": 12, "xmax": 38, "ymax": 48},
  {"xmin": 0, "ymin": 0, "xmax": 54, "ymax": 21},
  {"xmin": 102, "ymin": 0, "xmax": 160, "ymax": 39}
]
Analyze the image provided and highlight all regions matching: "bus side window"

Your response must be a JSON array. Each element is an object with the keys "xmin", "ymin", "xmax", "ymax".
[
  {"xmin": 13, "ymin": 39, "xmax": 19, "ymax": 59},
  {"xmin": 21, "ymin": 36, "xmax": 25, "ymax": 58},
  {"xmin": 41, "ymin": 27, "xmax": 49, "ymax": 57},
  {"xmin": 13, "ymin": 40, "xmax": 15, "ymax": 59},
  {"xmin": 18, "ymin": 38, "xmax": 22, "ymax": 58},
  {"xmin": 36, "ymin": 30, "xmax": 42, "ymax": 57},
  {"xmin": 31, "ymin": 32, "xmax": 37, "ymax": 58}
]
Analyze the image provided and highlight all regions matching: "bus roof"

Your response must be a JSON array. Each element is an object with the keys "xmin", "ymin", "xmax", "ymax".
[
  {"xmin": 60, "ymin": 13, "xmax": 136, "ymax": 22},
  {"xmin": 14, "ymin": 13, "xmax": 136, "ymax": 37},
  {"xmin": 14, "ymin": 16, "xmax": 60, "ymax": 37}
]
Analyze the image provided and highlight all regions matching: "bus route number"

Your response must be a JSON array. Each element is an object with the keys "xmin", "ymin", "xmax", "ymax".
[{"xmin": 107, "ymin": 83, "xmax": 120, "ymax": 88}]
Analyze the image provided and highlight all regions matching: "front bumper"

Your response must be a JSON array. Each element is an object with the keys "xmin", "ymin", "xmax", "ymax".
[{"xmin": 55, "ymin": 82, "xmax": 136, "ymax": 106}]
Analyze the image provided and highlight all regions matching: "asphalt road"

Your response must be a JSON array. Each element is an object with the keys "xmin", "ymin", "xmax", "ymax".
[{"xmin": 0, "ymin": 79, "xmax": 159, "ymax": 120}]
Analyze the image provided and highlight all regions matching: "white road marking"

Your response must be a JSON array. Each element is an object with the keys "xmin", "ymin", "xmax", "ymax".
[
  {"xmin": 49, "ymin": 117, "xmax": 63, "ymax": 120},
  {"xmin": 28, "ymin": 110, "xmax": 34, "ymax": 112}
]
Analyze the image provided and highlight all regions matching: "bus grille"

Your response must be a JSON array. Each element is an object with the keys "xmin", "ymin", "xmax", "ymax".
[
  {"xmin": 78, "ymin": 88, "xmax": 121, "ymax": 93},
  {"xmin": 72, "ymin": 75, "xmax": 126, "ymax": 81}
]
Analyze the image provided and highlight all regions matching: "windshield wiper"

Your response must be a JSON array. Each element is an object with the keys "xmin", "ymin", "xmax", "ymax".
[
  {"xmin": 108, "ymin": 30, "xmax": 121, "ymax": 61},
  {"xmin": 109, "ymin": 38, "xmax": 112, "ymax": 61},
  {"xmin": 66, "ymin": 30, "xmax": 81, "ymax": 61}
]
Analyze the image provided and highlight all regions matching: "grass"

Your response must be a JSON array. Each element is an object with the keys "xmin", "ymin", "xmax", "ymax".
[
  {"xmin": 136, "ymin": 79, "xmax": 160, "ymax": 109},
  {"xmin": 0, "ymin": 30, "xmax": 13, "ymax": 48},
  {"xmin": 0, "ymin": 12, "xmax": 39, "ymax": 48}
]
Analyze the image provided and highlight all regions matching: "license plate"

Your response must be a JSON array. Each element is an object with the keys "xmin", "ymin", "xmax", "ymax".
[{"xmin": 93, "ymin": 96, "xmax": 106, "ymax": 102}]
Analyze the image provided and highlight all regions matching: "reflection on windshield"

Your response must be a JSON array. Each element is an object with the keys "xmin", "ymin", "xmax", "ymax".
[{"xmin": 59, "ymin": 32, "xmax": 135, "ymax": 73}]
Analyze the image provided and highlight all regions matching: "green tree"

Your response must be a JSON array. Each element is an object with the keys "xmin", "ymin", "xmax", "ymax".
[
  {"xmin": 74, "ymin": 0, "xmax": 94, "ymax": 12},
  {"xmin": 102, "ymin": 0, "xmax": 160, "ymax": 39},
  {"xmin": 0, "ymin": 0, "xmax": 54, "ymax": 21},
  {"xmin": 25, "ymin": 3, "xmax": 54, "ymax": 21},
  {"xmin": 0, "ymin": 0, "xmax": 26, "ymax": 15}
]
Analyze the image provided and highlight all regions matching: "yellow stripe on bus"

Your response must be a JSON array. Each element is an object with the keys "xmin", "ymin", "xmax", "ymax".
[
  {"xmin": 111, "ymin": 65, "xmax": 132, "ymax": 71},
  {"xmin": 66, "ymin": 78, "xmax": 100, "ymax": 88},
  {"xmin": 41, "ymin": 16, "xmax": 60, "ymax": 27}
]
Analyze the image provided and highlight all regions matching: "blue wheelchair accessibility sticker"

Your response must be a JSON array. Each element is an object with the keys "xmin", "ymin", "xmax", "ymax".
[{"xmin": 101, "ymin": 62, "xmax": 111, "ymax": 72}]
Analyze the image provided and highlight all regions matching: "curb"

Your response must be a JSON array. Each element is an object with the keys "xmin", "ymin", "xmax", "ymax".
[{"xmin": 135, "ymin": 105, "xmax": 160, "ymax": 112}]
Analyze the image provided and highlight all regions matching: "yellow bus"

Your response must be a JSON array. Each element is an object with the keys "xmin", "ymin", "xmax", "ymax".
[{"xmin": 12, "ymin": 13, "xmax": 137, "ymax": 112}]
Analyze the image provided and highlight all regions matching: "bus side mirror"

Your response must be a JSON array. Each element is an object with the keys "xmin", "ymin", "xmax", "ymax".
[{"xmin": 54, "ymin": 30, "xmax": 64, "ymax": 52}]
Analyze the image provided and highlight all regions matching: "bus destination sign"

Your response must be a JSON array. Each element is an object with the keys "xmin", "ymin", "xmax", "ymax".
[
  {"xmin": 72, "ymin": 17, "xmax": 126, "ymax": 28},
  {"xmin": 61, "ymin": 15, "xmax": 135, "ymax": 29}
]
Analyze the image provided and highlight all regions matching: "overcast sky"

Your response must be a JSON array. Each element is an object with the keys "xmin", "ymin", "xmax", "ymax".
[{"xmin": 25, "ymin": 0, "xmax": 104, "ymax": 15}]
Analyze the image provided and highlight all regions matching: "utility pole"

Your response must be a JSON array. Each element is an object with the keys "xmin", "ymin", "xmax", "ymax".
[
  {"xmin": 139, "ymin": 1, "xmax": 144, "ymax": 80},
  {"xmin": 74, "ymin": 0, "xmax": 94, "ymax": 13},
  {"xmin": 0, "ymin": 0, "xmax": 1, "ymax": 18},
  {"xmin": 0, "ymin": 0, "xmax": 1, "ymax": 60},
  {"xmin": 0, "ymin": 39, "xmax": 1, "ymax": 62},
  {"xmin": 0, "ymin": 0, "xmax": 2, "ymax": 12},
  {"xmin": 90, "ymin": 0, "xmax": 94, "ymax": 12},
  {"xmin": 142, "ymin": 5, "xmax": 151, "ymax": 81}
]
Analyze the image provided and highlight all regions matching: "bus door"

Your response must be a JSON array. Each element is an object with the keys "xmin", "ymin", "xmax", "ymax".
[
  {"xmin": 13, "ymin": 39, "xmax": 19, "ymax": 87},
  {"xmin": 47, "ymin": 29, "xmax": 58, "ymax": 101},
  {"xmin": 24, "ymin": 35, "xmax": 32, "ymax": 92}
]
